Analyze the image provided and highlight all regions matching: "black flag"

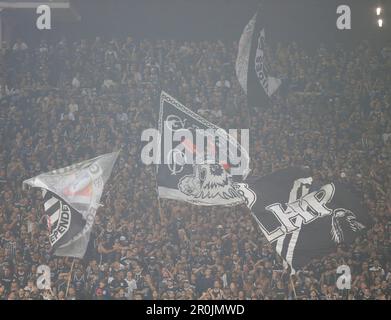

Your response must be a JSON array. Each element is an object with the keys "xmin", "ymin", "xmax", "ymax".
[
  {"xmin": 156, "ymin": 91, "xmax": 249, "ymax": 206},
  {"xmin": 236, "ymin": 2, "xmax": 281, "ymax": 110},
  {"xmin": 239, "ymin": 167, "xmax": 373, "ymax": 271},
  {"xmin": 42, "ymin": 190, "xmax": 86, "ymax": 252}
]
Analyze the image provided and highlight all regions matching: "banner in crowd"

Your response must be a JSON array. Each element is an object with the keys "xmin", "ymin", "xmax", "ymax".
[
  {"xmin": 23, "ymin": 152, "xmax": 119, "ymax": 258},
  {"xmin": 236, "ymin": 2, "xmax": 281, "ymax": 108},
  {"xmin": 238, "ymin": 167, "xmax": 373, "ymax": 272},
  {"xmin": 156, "ymin": 91, "xmax": 249, "ymax": 206}
]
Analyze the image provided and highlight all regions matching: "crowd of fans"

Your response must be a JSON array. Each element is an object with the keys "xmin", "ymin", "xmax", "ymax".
[{"xmin": 0, "ymin": 36, "xmax": 390, "ymax": 300}]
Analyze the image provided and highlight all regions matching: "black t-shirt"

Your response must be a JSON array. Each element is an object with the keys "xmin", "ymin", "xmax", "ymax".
[
  {"xmin": 118, "ymin": 280, "xmax": 128, "ymax": 289},
  {"xmin": 100, "ymin": 242, "xmax": 115, "ymax": 263},
  {"xmin": 109, "ymin": 279, "xmax": 123, "ymax": 291},
  {"xmin": 120, "ymin": 256, "xmax": 133, "ymax": 268},
  {"xmin": 355, "ymin": 289, "xmax": 364, "ymax": 300},
  {"xmin": 1, "ymin": 275, "xmax": 13, "ymax": 292},
  {"xmin": 73, "ymin": 276, "xmax": 86, "ymax": 292},
  {"xmin": 134, "ymin": 273, "xmax": 145, "ymax": 289},
  {"xmin": 275, "ymin": 287, "xmax": 286, "ymax": 300},
  {"xmin": 104, "ymin": 230, "xmax": 114, "ymax": 245},
  {"xmin": 296, "ymin": 286, "xmax": 309, "ymax": 298},
  {"xmin": 196, "ymin": 275, "xmax": 214, "ymax": 295},
  {"xmin": 56, "ymin": 279, "xmax": 67, "ymax": 293},
  {"xmin": 14, "ymin": 272, "xmax": 28, "ymax": 287}
]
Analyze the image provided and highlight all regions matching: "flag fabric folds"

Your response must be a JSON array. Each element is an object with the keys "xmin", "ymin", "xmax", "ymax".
[
  {"xmin": 236, "ymin": 3, "xmax": 281, "ymax": 109},
  {"xmin": 156, "ymin": 91, "xmax": 249, "ymax": 206},
  {"xmin": 41, "ymin": 189, "xmax": 86, "ymax": 252},
  {"xmin": 238, "ymin": 167, "xmax": 373, "ymax": 272},
  {"xmin": 23, "ymin": 151, "xmax": 119, "ymax": 258}
]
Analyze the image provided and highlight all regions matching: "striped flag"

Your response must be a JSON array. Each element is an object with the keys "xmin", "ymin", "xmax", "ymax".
[
  {"xmin": 238, "ymin": 167, "xmax": 372, "ymax": 272},
  {"xmin": 41, "ymin": 189, "xmax": 86, "ymax": 251},
  {"xmin": 23, "ymin": 151, "xmax": 119, "ymax": 258}
]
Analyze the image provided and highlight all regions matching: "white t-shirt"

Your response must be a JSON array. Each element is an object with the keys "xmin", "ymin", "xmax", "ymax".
[
  {"xmin": 215, "ymin": 80, "xmax": 231, "ymax": 89},
  {"xmin": 68, "ymin": 103, "xmax": 79, "ymax": 113},
  {"xmin": 125, "ymin": 278, "xmax": 137, "ymax": 298},
  {"xmin": 72, "ymin": 77, "xmax": 80, "ymax": 89}
]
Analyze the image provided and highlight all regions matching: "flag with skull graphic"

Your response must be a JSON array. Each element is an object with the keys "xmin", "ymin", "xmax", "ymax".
[
  {"xmin": 156, "ymin": 91, "xmax": 249, "ymax": 206},
  {"xmin": 238, "ymin": 167, "xmax": 373, "ymax": 272}
]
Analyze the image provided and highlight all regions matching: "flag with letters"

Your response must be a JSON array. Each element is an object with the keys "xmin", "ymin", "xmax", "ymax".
[
  {"xmin": 236, "ymin": 2, "xmax": 281, "ymax": 109},
  {"xmin": 23, "ymin": 152, "xmax": 119, "ymax": 258},
  {"xmin": 237, "ymin": 167, "xmax": 373, "ymax": 271},
  {"xmin": 156, "ymin": 91, "xmax": 249, "ymax": 206}
]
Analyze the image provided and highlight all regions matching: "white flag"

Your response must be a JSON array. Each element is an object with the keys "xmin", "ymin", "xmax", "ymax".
[{"xmin": 23, "ymin": 151, "xmax": 119, "ymax": 258}]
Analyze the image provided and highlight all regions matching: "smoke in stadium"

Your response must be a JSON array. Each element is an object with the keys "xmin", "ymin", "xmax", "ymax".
[{"xmin": 0, "ymin": 0, "xmax": 390, "ymax": 314}]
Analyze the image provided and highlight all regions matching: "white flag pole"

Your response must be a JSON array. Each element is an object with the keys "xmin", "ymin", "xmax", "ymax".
[{"xmin": 65, "ymin": 258, "xmax": 75, "ymax": 298}]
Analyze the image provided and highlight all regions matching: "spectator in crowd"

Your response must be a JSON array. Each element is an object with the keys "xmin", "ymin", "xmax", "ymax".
[{"xmin": 0, "ymin": 36, "xmax": 390, "ymax": 300}]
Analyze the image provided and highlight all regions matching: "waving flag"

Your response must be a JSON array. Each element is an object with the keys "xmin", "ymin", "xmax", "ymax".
[
  {"xmin": 238, "ymin": 167, "xmax": 373, "ymax": 272},
  {"xmin": 156, "ymin": 91, "xmax": 249, "ymax": 206},
  {"xmin": 41, "ymin": 189, "xmax": 86, "ymax": 251},
  {"xmin": 23, "ymin": 152, "xmax": 119, "ymax": 258},
  {"xmin": 236, "ymin": 2, "xmax": 281, "ymax": 109}
]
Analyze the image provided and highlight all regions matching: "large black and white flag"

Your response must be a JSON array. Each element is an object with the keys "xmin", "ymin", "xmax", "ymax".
[
  {"xmin": 156, "ymin": 91, "xmax": 249, "ymax": 206},
  {"xmin": 41, "ymin": 190, "xmax": 86, "ymax": 252},
  {"xmin": 238, "ymin": 167, "xmax": 373, "ymax": 271},
  {"xmin": 236, "ymin": 2, "xmax": 281, "ymax": 108},
  {"xmin": 23, "ymin": 152, "xmax": 119, "ymax": 258}
]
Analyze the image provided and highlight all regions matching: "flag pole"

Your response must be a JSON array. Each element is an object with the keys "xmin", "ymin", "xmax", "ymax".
[
  {"xmin": 49, "ymin": 287, "xmax": 55, "ymax": 299},
  {"xmin": 65, "ymin": 258, "xmax": 75, "ymax": 298},
  {"xmin": 290, "ymin": 274, "xmax": 297, "ymax": 300},
  {"xmin": 153, "ymin": 112, "xmax": 165, "ymax": 225},
  {"xmin": 154, "ymin": 159, "xmax": 166, "ymax": 224},
  {"xmin": 156, "ymin": 186, "xmax": 165, "ymax": 224}
]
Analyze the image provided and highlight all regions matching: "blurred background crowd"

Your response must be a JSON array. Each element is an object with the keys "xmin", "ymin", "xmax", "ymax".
[{"xmin": 0, "ymin": 35, "xmax": 390, "ymax": 300}]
